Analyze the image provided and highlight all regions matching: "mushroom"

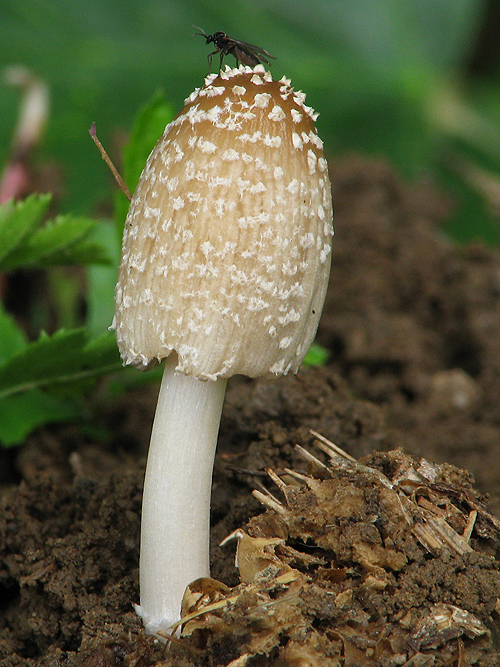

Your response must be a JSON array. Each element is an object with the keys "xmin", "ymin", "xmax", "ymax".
[{"xmin": 112, "ymin": 64, "xmax": 333, "ymax": 636}]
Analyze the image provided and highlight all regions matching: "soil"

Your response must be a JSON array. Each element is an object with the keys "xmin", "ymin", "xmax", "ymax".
[{"xmin": 2, "ymin": 155, "xmax": 500, "ymax": 665}]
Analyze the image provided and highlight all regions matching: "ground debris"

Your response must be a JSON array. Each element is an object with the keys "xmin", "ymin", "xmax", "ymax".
[
  {"xmin": 4, "ymin": 155, "xmax": 500, "ymax": 666},
  {"xmin": 173, "ymin": 441, "xmax": 500, "ymax": 666},
  {"xmin": 409, "ymin": 603, "xmax": 488, "ymax": 650}
]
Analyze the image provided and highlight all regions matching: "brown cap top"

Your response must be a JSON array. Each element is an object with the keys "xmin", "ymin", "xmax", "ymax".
[{"xmin": 113, "ymin": 64, "xmax": 333, "ymax": 380}]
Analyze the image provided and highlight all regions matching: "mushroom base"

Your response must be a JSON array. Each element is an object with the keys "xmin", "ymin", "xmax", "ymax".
[{"xmin": 136, "ymin": 353, "xmax": 227, "ymax": 636}]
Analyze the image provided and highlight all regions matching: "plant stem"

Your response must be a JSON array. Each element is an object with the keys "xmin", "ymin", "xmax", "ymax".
[{"xmin": 135, "ymin": 353, "xmax": 227, "ymax": 636}]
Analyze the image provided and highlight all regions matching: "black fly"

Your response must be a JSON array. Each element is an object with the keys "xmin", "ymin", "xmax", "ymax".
[{"xmin": 194, "ymin": 27, "xmax": 276, "ymax": 72}]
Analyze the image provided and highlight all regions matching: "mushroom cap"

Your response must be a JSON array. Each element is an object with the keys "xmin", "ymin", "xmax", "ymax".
[{"xmin": 113, "ymin": 65, "xmax": 333, "ymax": 380}]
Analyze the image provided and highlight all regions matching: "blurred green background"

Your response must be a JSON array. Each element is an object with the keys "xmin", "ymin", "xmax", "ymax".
[{"xmin": 2, "ymin": 0, "xmax": 500, "ymax": 242}]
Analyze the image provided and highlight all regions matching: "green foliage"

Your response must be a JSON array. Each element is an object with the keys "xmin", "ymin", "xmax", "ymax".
[
  {"xmin": 114, "ymin": 90, "xmax": 174, "ymax": 235},
  {"xmin": 0, "ymin": 389, "xmax": 80, "ymax": 447},
  {"xmin": 0, "ymin": 194, "xmax": 111, "ymax": 271},
  {"xmin": 0, "ymin": 194, "xmax": 51, "ymax": 264},
  {"xmin": 86, "ymin": 221, "xmax": 121, "ymax": 338},
  {"xmin": 0, "ymin": 92, "xmax": 176, "ymax": 446},
  {"xmin": 0, "ymin": 328, "xmax": 120, "ymax": 400},
  {"xmin": 0, "ymin": 321, "xmax": 121, "ymax": 446},
  {"xmin": 0, "ymin": 303, "xmax": 27, "ymax": 361},
  {"xmin": 0, "ymin": 88, "xmax": 177, "ymax": 447},
  {"xmin": 0, "ymin": 296, "xmax": 123, "ymax": 447},
  {"xmin": 0, "ymin": 194, "xmax": 119, "ymax": 446},
  {"xmin": 303, "ymin": 343, "xmax": 330, "ymax": 368}
]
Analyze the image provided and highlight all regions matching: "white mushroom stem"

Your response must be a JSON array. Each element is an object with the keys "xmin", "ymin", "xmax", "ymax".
[{"xmin": 135, "ymin": 353, "xmax": 227, "ymax": 636}]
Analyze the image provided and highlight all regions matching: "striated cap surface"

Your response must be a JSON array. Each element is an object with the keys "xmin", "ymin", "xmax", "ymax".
[{"xmin": 113, "ymin": 64, "xmax": 333, "ymax": 380}]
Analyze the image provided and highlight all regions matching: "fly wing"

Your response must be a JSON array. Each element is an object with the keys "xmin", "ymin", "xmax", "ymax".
[{"xmin": 226, "ymin": 37, "xmax": 276, "ymax": 65}]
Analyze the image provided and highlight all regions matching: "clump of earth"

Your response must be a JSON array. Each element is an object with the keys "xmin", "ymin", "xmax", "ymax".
[{"xmin": 1, "ymin": 155, "xmax": 500, "ymax": 665}]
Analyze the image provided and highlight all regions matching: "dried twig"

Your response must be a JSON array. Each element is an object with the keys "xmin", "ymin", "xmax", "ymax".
[{"xmin": 89, "ymin": 122, "xmax": 131, "ymax": 201}]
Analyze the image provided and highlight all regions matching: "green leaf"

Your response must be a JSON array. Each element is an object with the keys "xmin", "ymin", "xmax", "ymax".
[
  {"xmin": 124, "ymin": 89, "xmax": 175, "ymax": 191},
  {"xmin": 44, "ymin": 239, "xmax": 111, "ymax": 267},
  {"xmin": 0, "ymin": 305, "xmax": 28, "ymax": 365},
  {"xmin": 0, "ymin": 193, "xmax": 111, "ymax": 271},
  {"xmin": 0, "ymin": 329, "xmax": 122, "ymax": 400},
  {"xmin": 303, "ymin": 342, "xmax": 330, "ymax": 367},
  {"xmin": 0, "ymin": 390, "xmax": 80, "ymax": 447},
  {"xmin": 0, "ymin": 326, "xmax": 124, "ymax": 447},
  {"xmin": 115, "ymin": 90, "xmax": 174, "ymax": 234},
  {"xmin": 86, "ymin": 221, "xmax": 121, "ymax": 338},
  {"xmin": 0, "ymin": 194, "xmax": 52, "ymax": 265},
  {"xmin": 0, "ymin": 211, "xmax": 111, "ymax": 271}
]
